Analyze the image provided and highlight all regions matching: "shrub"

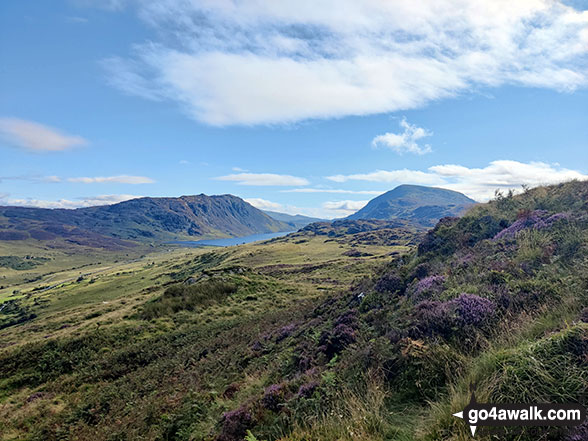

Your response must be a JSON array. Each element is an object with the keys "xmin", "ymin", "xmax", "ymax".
[
  {"xmin": 261, "ymin": 384, "xmax": 286, "ymax": 411},
  {"xmin": 374, "ymin": 272, "xmax": 403, "ymax": 294},
  {"xmin": 411, "ymin": 294, "xmax": 496, "ymax": 340},
  {"xmin": 451, "ymin": 293, "xmax": 496, "ymax": 327},
  {"xmin": 411, "ymin": 275, "xmax": 446, "ymax": 299},
  {"xmin": 218, "ymin": 406, "xmax": 253, "ymax": 441},
  {"xmin": 275, "ymin": 324, "xmax": 297, "ymax": 342},
  {"xmin": 297, "ymin": 381, "xmax": 319, "ymax": 398},
  {"xmin": 319, "ymin": 323, "xmax": 357, "ymax": 358},
  {"xmin": 565, "ymin": 419, "xmax": 588, "ymax": 441},
  {"xmin": 580, "ymin": 308, "xmax": 588, "ymax": 323},
  {"xmin": 140, "ymin": 279, "xmax": 237, "ymax": 319},
  {"xmin": 412, "ymin": 300, "xmax": 453, "ymax": 338},
  {"xmin": 493, "ymin": 210, "xmax": 570, "ymax": 240}
]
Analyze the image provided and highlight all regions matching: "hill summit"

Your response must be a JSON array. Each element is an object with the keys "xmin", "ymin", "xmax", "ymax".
[
  {"xmin": 347, "ymin": 184, "xmax": 476, "ymax": 226},
  {"xmin": 0, "ymin": 194, "xmax": 291, "ymax": 244}
]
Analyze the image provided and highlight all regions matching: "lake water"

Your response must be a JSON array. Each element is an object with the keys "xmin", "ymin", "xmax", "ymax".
[{"xmin": 169, "ymin": 230, "xmax": 295, "ymax": 247}]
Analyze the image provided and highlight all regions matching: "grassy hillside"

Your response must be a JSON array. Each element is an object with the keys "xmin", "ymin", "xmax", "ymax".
[{"xmin": 0, "ymin": 181, "xmax": 586, "ymax": 441}]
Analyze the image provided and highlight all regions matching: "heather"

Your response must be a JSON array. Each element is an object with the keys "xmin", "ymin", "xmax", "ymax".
[{"xmin": 1, "ymin": 181, "xmax": 587, "ymax": 441}]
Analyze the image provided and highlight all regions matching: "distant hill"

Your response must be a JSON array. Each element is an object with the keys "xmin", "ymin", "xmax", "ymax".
[
  {"xmin": 346, "ymin": 184, "xmax": 476, "ymax": 226},
  {"xmin": 0, "ymin": 194, "xmax": 291, "ymax": 245},
  {"xmin": 263, "ymin": 210, "xmax": 325, "ymax": 229}
]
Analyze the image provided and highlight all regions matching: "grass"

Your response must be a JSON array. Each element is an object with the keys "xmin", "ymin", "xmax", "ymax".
[
  {"xmin": 1, "ymin": 181, "xmax": 587, "ymax": 441},
  {"xmin": 0, "ymin": 229, "xmax": 399, "ymax": 440}
]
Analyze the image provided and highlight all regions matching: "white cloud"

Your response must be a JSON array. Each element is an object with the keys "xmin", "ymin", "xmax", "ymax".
[
  {"xmin": 372, "ymin": 118, "xmax": 432, "ymax": 155},
  {"xmin": 322, "ymin": 200, "xmax": 369, "ymax": 217},
  {"xmin": 0, "ymin": 175, "xmax": 62, "ymax": 184},
  {"xmin": 244, "ymin": 197, "xmax": 283, "ymax": 211},
  {"xmin": 245, "ymin": 197, "xmax": 333, "ymax": 219},
  {"xmin": 1, "ymin": 194, "xmax": 139, "ymax": 209},
  {"xmin": 282, "ymin": 188, "xmax": 384, "ymax": 195},
  {"xmin": 215, "ymin": 172, "xmax": 309, "ymax": 186},
  {"xmin": 326, "ymin": 160, "xmax": 588, "ymax": 201},
  {"xmin": 68, "ymin": 175, "xmax": 155, "ymax": 184},
  {"xmin": 0, "ymin": 118, "xmax": 88, "ymax": 151},
  {"xmin": 179, "ymin": 159, "xmax": 190, "ymax": 165},
  {"xmin": 327, "ymin": 169, "xmax": 443, "ymax": 185},
  {"xmin": 102, "ymin": 0, "xmax": 588, "ymax": 125}
]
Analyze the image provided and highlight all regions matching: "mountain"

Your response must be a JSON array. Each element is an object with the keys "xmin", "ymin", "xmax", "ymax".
[
  {"xmin": 346, "ymin": 184, "xmax": 476, "ymax": 226},
  {"xmin": 0, "ymin": 194, "xmax": 291, "ymax": 244},
  {"xmin": 2, "ymin": 181, "xmax": 586, "ymax": 441},
  {"xmin": 263, "ymin": 210, "xmax": 325, "ymax": 229}
]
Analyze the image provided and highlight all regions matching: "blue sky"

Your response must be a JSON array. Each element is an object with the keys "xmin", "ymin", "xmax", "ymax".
[{"xmin": 1, "ymin": 0, "xmax": 587, "ymax": 218}]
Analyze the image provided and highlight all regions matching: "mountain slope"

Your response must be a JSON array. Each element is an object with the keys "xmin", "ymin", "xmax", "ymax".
[
  {"xmin": 0, "ymin": 181, "xmax": 586, "ymax": 441},
  {"xmin": 346, "ymin": 184, "xmax": 476, "ymax": 226},
  {"xmin": 263, "ymin": 210, "xmax": 325, "ymax": 229},
  {"xmin": 0, "ymin": 194, "xmax": 291, "ymax": 243}
]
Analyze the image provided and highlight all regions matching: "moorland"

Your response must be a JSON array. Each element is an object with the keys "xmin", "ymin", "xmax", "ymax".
[{"xmin": 0, "ymin": 181, "xmax": 586, "ymax": 441}]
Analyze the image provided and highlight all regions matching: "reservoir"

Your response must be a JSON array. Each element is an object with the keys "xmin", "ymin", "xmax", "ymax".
[{"xmin": 169, "ymin": 230, "xmax": 295, "ymax": 247}]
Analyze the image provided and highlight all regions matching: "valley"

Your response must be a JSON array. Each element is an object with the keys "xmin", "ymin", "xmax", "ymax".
[{"xmin": 0, "ymin": 181, "xmax": 586, "ymax": 441}]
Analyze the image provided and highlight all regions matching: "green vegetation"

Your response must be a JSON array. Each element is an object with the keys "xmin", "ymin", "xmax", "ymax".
[
  {"xmin": 0, "ymin": 256, "xmax": 49, "ymax": 271},
  {"xmin": 0, "ymin": 181, "xmax": 586, "ymax": 441},
  {"xmin": 139, "ymin": 279, "xmax": 238, "ymax": 319}
]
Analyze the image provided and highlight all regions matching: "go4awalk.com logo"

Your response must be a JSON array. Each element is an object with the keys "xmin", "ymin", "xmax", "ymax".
[{"xmin": 452, "ymin": 387, "xmax": 586, "ymax": 436}]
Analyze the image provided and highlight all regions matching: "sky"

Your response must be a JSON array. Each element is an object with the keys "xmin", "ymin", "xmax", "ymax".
[{"xmin": 1, "ymin": 0, "xmax": 587, "ymax": 219}]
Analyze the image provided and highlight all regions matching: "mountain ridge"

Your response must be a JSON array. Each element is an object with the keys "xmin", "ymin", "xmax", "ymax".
[{"xmin": 0, "ymin": 194, "xmax": 292, "ymax": 244}]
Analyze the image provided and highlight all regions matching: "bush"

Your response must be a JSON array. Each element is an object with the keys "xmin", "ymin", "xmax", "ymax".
[
  {"xmin": 297, "ymin": 381, "xmax": 319, "ymax": 398},
  {"xmin": 261, "ymin": 384, "xmax": 286, "ymax": 411},
  {"xmin": 374, "ymin": 272, "xmax": 403, "ymax": 294},
  {"xmin": 411, "ymin": 294, "xmax": 496, "ymax": 343},
  {"xmin": 410, "ymin": 275, "xmax": 446, "ymax": 300},
  {"xmin": 140, "ymin": 279, "xmax": 237, "ymax": 319},
  {"xmin": 319, "ymin": 323, "xmax": 357, "ymax": 358},
  {"xmin": 217, "ymin": 406, "xmax": 253, "ymax": 441},
  {"xmin": 452, "ymin": 293, "xmax": 495, "ymax": 327}
]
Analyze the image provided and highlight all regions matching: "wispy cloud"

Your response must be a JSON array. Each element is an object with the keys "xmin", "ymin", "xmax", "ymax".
[
  {"xmin": 246, "ymin": 196, "xmax": 364, "ymax": 219},
  {"xmin": 216, "ymin": 173, "xmax": 309, "ymax": 186},
  {"xmin": 0, "ymin": 194, "xmax": 140, "ymax": 209},
  {"xmin": 71, "ymin": 0, "xmax": 126, "ymax": 11},
  {"xmin": 102, "ymin": 0, "xmax": 588, "ymax": 125},
  {"xmin": 0, "ymin": 118, "xmax": 88, "ymax": 151},
  {"xmin": 244, "ymin": 198, "xmax": 283, "ymax": 211},
  {"xmin": 327, "ymin": 160, "xmax": 588, "ymax": 201},
  {"xmin": 372, "ymin": 118, "xmax": 432, "ymax": 155},
  {"xmin": 64, "ymin": 16, "xmax": 89, "ymax": 24},
  {"xmin": 68, "ymin": 175, "xmax": 155, "ymax": 184},
  {"xmin": 322, "ymin": 200, "xmax": 369, "ymax": 217},
  {"xmin": 282, "ymin": 188, "xmax": 384, "ymax": 195},
  {"xmin": 327, "ymin": 170, "xmax": 443, "ymax": 185},
  {"xmin": 0, "ymin": 175, "xmax": 61, "ymax": 184},
  {"xmin": 245, "ymin": 197, "xmax": 329, "ymax": 218}
]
